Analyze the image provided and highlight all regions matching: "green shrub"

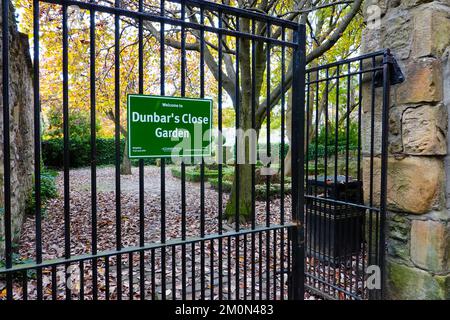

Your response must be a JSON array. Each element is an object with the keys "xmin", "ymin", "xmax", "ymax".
[
  {"xmin": 171, "ymin": 167, "xmax": 222, "ymax": 182},
  {"xmin": 26, "ymin": 168, "xmax": 58, "ymax": 215},
  {"xmin": 42, "ymin": 137, "xmax": 172, "ymax": 168},
  {"xmin": 208, "ymin": 178, "xmax": 291, "ymax": 200}
]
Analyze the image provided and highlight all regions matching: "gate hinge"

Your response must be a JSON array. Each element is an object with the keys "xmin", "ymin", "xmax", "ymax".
[{"xmin": 374, "ymin": 49, "xmax": 405, "ymax": 87}]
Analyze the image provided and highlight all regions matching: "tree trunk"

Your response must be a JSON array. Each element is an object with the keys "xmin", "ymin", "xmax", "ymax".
[
  {"xmin": 121, "ymin": 138, "xmax": 132, "ymax": 175},
  {"xmin": 225, "ymin": 18, "xmax": 253, "ymax": 222},
  {"xmin": 284, "ymin": 60, "xmax": 318, "ymax": 176}
]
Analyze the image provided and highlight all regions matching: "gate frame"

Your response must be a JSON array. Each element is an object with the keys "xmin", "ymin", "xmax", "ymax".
[{"xmin": 1, "ymin": 0, "xmax": 307, "ymax": 300}]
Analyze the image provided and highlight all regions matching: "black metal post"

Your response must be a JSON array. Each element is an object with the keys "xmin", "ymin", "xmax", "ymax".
[
  {"xmin": 379, "ymin": 49, "xmax": 392, "ymax": 300},
  {"xmin": 290, "ymin": 23, "xmax": 306, "ymax": 300}
]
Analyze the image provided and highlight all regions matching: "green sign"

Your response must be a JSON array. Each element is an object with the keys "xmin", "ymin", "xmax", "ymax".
[{"xmin": 127, "ymin": 94, "xmax": 213, "ymax": 158}]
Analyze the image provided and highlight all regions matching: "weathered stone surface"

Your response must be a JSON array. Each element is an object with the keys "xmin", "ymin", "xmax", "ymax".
[
  {"xmin": 411, "ymin": 6, "xmax": 450, "ymax": 58},
  {"xmin": 0, "ymin": 3, "xmax": 34, "ymax": 258},
  {"xmin": 387, "ymin": 260, "xmax": 450, "ymax": 300},
  {"xmin": 363, "ymin": 156, "xmax": 443, "ymax": 214},
  {"xmin": 362, "ymin": 4, "xmax": 412, "ymax": 60},
  {"xmin": 395, "ymin": 58, "xmax": 443, "ymax": 104},
  {"xmin": 411, "ymin": 219, "xmax": 449, "ymax": 272},
  {"xmin": 402, "ymin": 104, "xmax": 447, "ymax": 155},
  {"xmin": 363, "ymin": 0, "xmax": 450, "ymax": 301},
  {"xmin": 387, "ymin": 213, "xmax": 411, "ymax": 262}
]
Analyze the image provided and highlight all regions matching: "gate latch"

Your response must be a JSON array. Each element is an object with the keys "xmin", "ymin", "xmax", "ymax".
[{"xmin": 374, "ymin": 50, "xmax": 405, "ymax": 87}]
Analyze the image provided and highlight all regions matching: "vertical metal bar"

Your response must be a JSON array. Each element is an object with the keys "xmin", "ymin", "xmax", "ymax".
[
  {"xmin": 273, "ymin": 229, "xmax": 277, "ymax": 299},
  {"xmin": 129, "ymin": 252, "xmax": 134, "ymax": 300},
  {"xmin": 313, "ymin": 69, "xmax": 320, "ymax": 291},
  {"xmin": 357, "ymin": 60, "xmax": 363, "ymax": 182},
  {"xmin": 114, "ymin": 0, "xmax": 122, "ymax": 300},
  {"xmin": 210, "ymin": 239, "xmax": 214, "ymax": 299},
  {"xmin": 79, "ymin": 260, "xmax": 84, "ymax": 300},
  {"xmin": 160, "ymin": 0, "xmax": 166, "ymax": 302},
  {"xmin": 290, "ymin": 23, "xmax": 306, "ymax": 300},
  {"xmin": 357, "ymin": 59, "xmax": 365, "ymax": 298},
  {"xmin": 52, "ymin": 265, "xmax": 57, "ymax": 300},
  {"xmin": 33, "ymin": 0, "xmax": 43, "ymax": 301},
  {"xmin": 379, "ymin": 51, "xmax": 391, "ymax": 300},
  {"xmin": 172, "ymin": 246, "xmax": 176, "ymax": 300},
  {"xmin": 199, "ymin": 5, "xmax": 206, "ymax": 301},
  {"xmin": 243, "ymin": 233, "xmax": 247, "ymax": 300},
  {"xmin": 151, "ymin": 249, "xmax": 156, "ymax": 299},
  {"xmin": 304, "ymin": 71, "xmax": 311, "ymax": 289},
  {"xmin": 138, "ymin": 0, "xmax": 145, "ymax": 301},
  {"xmin": 180, "ymin": 0, "xmax": 187, "ymax": 301},
  {"xmin": 334, "ymin": 66, "xmax": 341, "ymax": 296},
  {"xmin": 346, "ymin": 62, "xmax": 355, "ymax": 297},
  {"xmin": 62, "ymin": 3, "xmax": 71, "ymax": 300},
  {"xmin": 235, "ymin": 17, "xmax": 240, "ymax": 231},
  {"xmin": 105, "ymin": 257, "xmax": 110, "ymax": 300},
  {"xmin": 227, "ymin": 237, "xmax": 232, "ymax": 300},
  {"xmin": 227, "ymin": 236, "xmax": 231, "ymax": 300},
  {"xmin": 234, "ymin": 16, "xmax": 240, "ymax": 300},
  {"xmin": 89, "ymin": 0, "xmax": 98, "ymax": 301},
  {"xmin": 369, "ymin": 55, "xmax": 376, "ymax": 272},
  {"xmin": 217, "ymin": 10, "xmax": 223, "ymax": 300},
  {"xmin": 1, "ymin": 3, "xmax": 12, "ymax": 299},
  {"xmin": 265, "ymin": 21, "xmax": 271, "ymax": 300},
  {"xmin": 280, "ymin": 27, "xmax": 286, "ymax": 227},
  {"xmin": 280, "ymin": 27, "xmax": 286, "ymax": 300},
  {"xmin": 250, "ymin": 19, "xmax": 257, "ymax": 301},
  {"xmin": 322, "ymin": 67, "xmax": 330, "ymax": 294},
  {"xmin": 258, "ymin": 232, "xmax": 262, "ymax": 300},
  {"xmin": 22, "ymin": 270, "xmax": 28, "ymax": 300},
  {"xmin": 287, "ymin": 228, "xmax": 291, "ymax": 299},
  {"xmin": 191, "ymin": 242, "xmax": 195, "ymax": 300}
]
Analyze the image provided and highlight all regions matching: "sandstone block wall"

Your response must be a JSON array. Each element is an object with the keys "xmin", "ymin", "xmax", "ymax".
[
  {"xmin": 362, "ymin": 0, "xmax": 450, "ymax": 299},
  {"xmin": 0, "ymin": 3, "xmax": 34, "ymax": 259}
]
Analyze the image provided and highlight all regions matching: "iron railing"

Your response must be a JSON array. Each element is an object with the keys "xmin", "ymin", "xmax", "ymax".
[
  {"xmin": 304, "ymin": 50, "xmax": 397, "ymax": 300},
  {"xmin": 1, "ymin": 0, "xmax": 306, "ymax": 300}
]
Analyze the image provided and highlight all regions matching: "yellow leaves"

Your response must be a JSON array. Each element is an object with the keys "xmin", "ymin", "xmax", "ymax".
[{"xmin": 0, "ymin": 288, "xmax": 7, "ymax": 299}]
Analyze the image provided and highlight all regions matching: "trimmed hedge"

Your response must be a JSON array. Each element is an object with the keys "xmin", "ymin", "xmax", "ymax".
[
  {"xmin": 307, "ymin": 144, "xmax": 358, "ymax": 161},
  {"xmin": 42, "ymin": 138, "xmax": 171, "ymax": 168},
  {"xmin": 171, "ymin": 166, "xmax": 235, "ymax": 182},
  {"xmin": 171, "ymin": 167, "xmax": 219, "ymax": 182},
  {"xmin": 42, "ymin": 137, "xmax": 358, "ymax": 169},
  {"xmin": 208, "ymin": 178, "xmax": 291, "ymax": 200}
]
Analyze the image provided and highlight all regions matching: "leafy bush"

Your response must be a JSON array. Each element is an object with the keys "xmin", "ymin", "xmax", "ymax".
[
  {"xmin": 44, "ymin": 108, "xmax": 99, "ymax": 141},
  {"xmin": 307, "ymin": 143, "xmax": 358, "ymax": 161},
  {"xmin": 25, "ymin": 168, "xmax": 58, "ymax": 215},
  {"xmin": 313, "ymin": 121, "xmax": 359, "ymax": 147}
]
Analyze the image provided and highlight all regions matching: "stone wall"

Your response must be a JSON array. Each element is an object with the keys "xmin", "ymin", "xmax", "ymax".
[
  {"xmin": 362, "ymin": 0, "xmax": 450, "ymax": 299},
  {"xmin": 0, "ymin": 3, "xmax": 34, "ymax": 258}
]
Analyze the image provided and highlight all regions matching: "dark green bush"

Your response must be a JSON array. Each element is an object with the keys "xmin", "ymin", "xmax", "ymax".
[
  {"xmin": 26, "ymin": 168, "xmax": 58, "ymax": 215},
  {"xmin": 171, "ymin": 167, "xmax": 219, "ymax": 182},
  {"xmin": 42, "ymin": 138, "xmax": 171, "ymax": 168}
]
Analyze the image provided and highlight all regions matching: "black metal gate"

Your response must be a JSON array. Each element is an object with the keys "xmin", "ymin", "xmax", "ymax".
[
  {"xmin": 1, "ymin": 0, "xmax": 401, "ymax": 301},
  {"xmin": 303, "ymin": 50, "xmax": 403, "ymax": 300},
  {"xmin": 1, "ymin": 0, "xmax": 306, "ymax": 300}
]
